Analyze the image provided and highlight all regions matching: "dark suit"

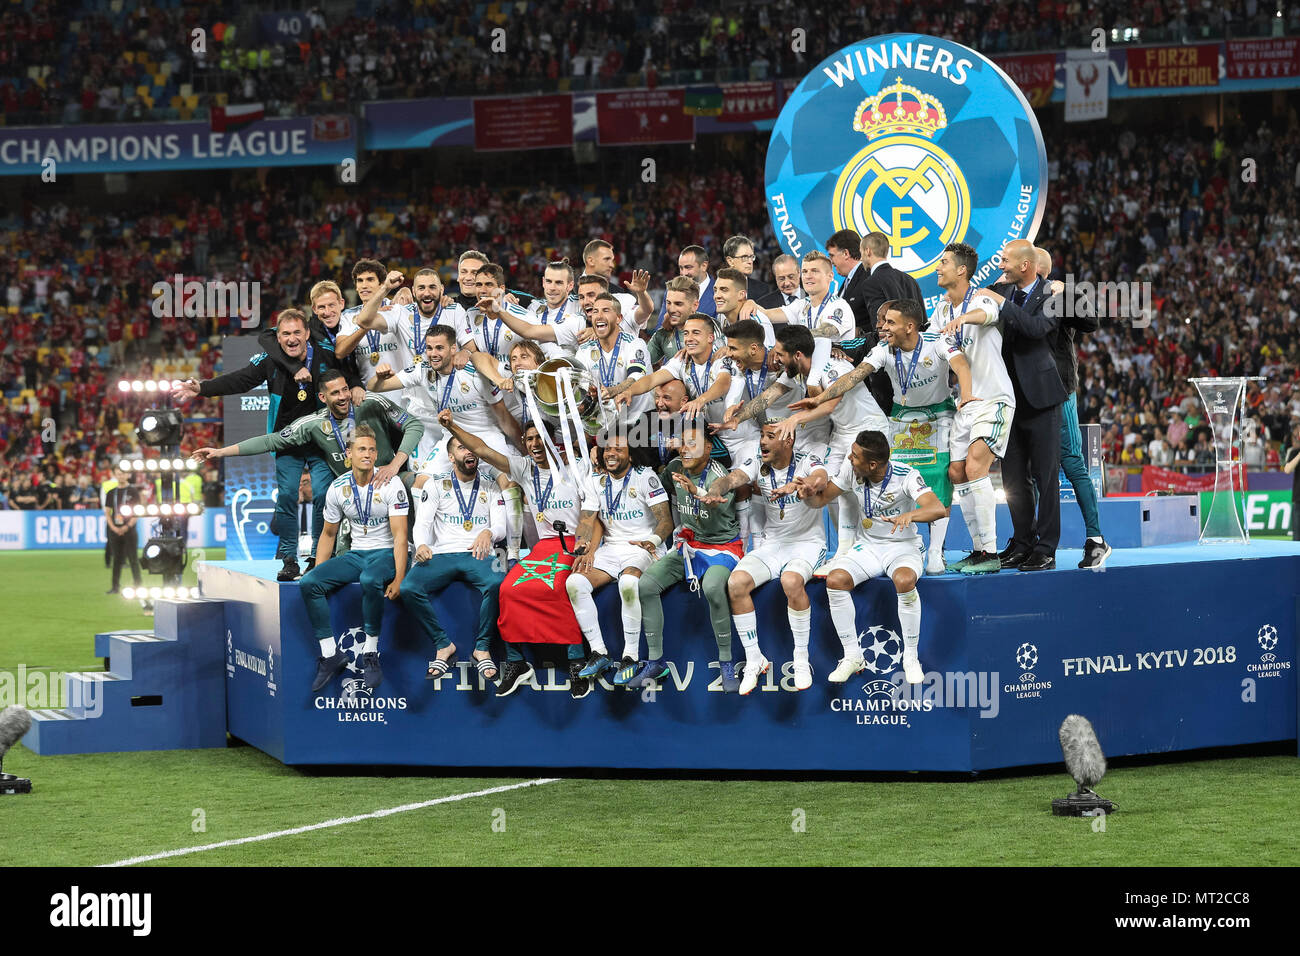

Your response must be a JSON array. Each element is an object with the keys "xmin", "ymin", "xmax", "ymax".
[
  {"xmin": 837, "ymin": 262, "xmax": 872, "ymax": 332},
  {"xmin": 993, "ymin": 279, "xmax": 1067, "ymax": 558},
  {"xmin": 756, "ymin": 289, "xmax": 802, "ymax": 310},
  {"xmin": 861, "ymin": 262, "xmax": 924, "ymax": 330},
  {"xmin": 745, "ymin": 275, "xmax": 773, "ymax": 303}
]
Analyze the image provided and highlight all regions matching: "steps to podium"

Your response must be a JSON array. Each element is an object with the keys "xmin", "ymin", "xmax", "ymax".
[{"xmin": 23, "ymin": 600, "xmax": 228, "ymax": 755}]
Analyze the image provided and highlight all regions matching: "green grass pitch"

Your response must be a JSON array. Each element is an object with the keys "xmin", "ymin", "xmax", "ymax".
[{"xmin": 2, "ymin": 550, "xmax": 1296, "ymax": 867}]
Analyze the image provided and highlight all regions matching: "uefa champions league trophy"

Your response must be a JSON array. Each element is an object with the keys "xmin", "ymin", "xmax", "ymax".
[{"xmin": 1189, "ymin": 377, "xmax": 1263, "ymax": 545}]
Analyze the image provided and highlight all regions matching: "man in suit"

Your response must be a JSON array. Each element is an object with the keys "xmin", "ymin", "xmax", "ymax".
[
  {"xmin": 859, "ymin": 231, "xmax": 925, "ymax": 328},
  {"xmin": 1034, "ymin": 246, "xmax": 1110, "ymax": 569},
  {"xmin": 756, "ymin": 254, "xmax": 803, "ymax": 309},
  {"xmin": 723, "ymin": 234, "xmax": 773, "ymax": 303},
  {"xmin": 826, "ymin": 229, "xmax": 869, "ymax": 332},
  {"xmin": 988, "ymin": 239, "xmax": 1067, "ymax": 571}
]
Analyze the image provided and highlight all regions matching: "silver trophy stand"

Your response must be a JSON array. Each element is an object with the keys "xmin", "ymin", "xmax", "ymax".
[{"xmin": 1189, "ymin": 376, "xmax": 1264, "ymax": 545}]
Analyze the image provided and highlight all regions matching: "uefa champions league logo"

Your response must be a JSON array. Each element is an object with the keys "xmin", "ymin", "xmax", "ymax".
[
  {"xmin": 1257, "ymin": 625, "xmax": 1278, "ymax": 651},
  {"xmin": 336, "ymin": 626, "xmax": 370, "ymax": 702},
  {"xmin": 860, "ymin": 625, "xmax": 903, "ymax": 675},
  {"xmin": 1015, "ymin": 642, "xmax": 1038, "ymax": 678}
]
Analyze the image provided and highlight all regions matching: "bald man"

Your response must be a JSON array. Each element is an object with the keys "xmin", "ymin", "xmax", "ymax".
[
  {"xmin": 986, "ymin": 239, "xmax": 1066, "ymax": 572},
  {"xmin": 1033, "ymin": 247, "xmax": 1110, "ymax": 568}
]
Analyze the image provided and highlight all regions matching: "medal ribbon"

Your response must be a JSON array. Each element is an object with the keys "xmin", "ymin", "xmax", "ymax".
[
  {"xmin": 532, "ymin": 463, "xmax": 554, "ymax": 513},
  {"xmin": 744, "ymin": 351, "xmax": 768, "ymax": 400},
  {"xmin": 863, "ymin": 464, "xmax": 893, "ymax": 520},
  {"xmin": 348, "ymin": 474, "xmax": 374, "ymax": 532},
  {"xmin": 597, "ymin": 336, "xmax": 623, "ymax": 388},
  {"xmin": 894, "ymin": 341, "xmax": 922, "ymax": 399},
  {"xmin": 688, "ymin": 356, "xmax": 713, "ymax": 399},
  {"xmin": 327, "ymin": 403, "xmax": 356, "ymax": 458},
  {"xmin": 604, "ymin": 471, "xmax": 632, "ymax": 516},
  {"xmin": 453, "ymin": 474, "xmax": 481, "ymax": 529}
]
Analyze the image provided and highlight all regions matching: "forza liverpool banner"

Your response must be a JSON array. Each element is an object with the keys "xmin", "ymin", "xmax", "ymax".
[{"xmin": 765, "ymin": 34, "xmax": 1048, "ymax": 313}]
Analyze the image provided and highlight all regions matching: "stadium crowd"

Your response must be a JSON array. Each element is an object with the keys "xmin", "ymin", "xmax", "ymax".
[
  {"xmin": 1, "ymin": 0, "xmax": 1292, "ymax": 124},
  {"xmin": 3, "ymin": 117, "xmax": 1300, "ymax": 511}
]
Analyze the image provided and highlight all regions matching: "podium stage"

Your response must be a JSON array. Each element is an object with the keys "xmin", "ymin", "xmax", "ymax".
[{"xmin": 199, "ymin": 540, "xmax": 1299, "ymax": 772}]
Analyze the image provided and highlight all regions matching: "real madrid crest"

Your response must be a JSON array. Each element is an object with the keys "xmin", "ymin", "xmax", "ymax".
[
  {"xmin": 460, "ymin": 382, "xmax": 470, "ymax": 393},
  {"xmin": 442, "ymin": 479, "xmax": 452, "ymax": 491},
  {"xmin": 479, "ymin": 492, "xmax": 487, "ymax": 503},
  {"xmin": 628, "ymin": 486, "xmax": 637, "ymax": 498}
]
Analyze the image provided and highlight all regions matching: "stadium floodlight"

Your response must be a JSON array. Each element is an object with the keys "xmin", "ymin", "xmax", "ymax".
[
  {"xmin": 145, "ymin": 459, "xmax": 159, "ymax": 471},
  {"xmin": 136, "ymin": 408, "xmax": 184, "ymax": 446},
  {"xmin": 141, "ymin": 537, "xmax": 187, "ymax": 578},
  {"xmin": 131, "ymin": 381, "xmax": 144, "ymax": 392},
  {"xmin": 145, "ymin": 380, "xmax": 157, "ymax": 392},
  {"xmin": 122, "ymin": 587, "xmax": 135, "ymax": 599},
  {"xmin": 132, "ymin": 460, "xmax": 145, "ymax": 472},
  {"xmin": 171, "ymin": 459, "xmax": 185, "ymax": 471},
  {"xmin": 149, "ymin": 587, "xmax": 163, "ymax": 600},
  {"xmin": 1052, "ymin": 715, "xmax": 1117, "ymax": 817},
  {"xmin": 118, "ymin": 381, "xmax": 131, "ymax": 393},
  {"xmin": 132, "ymin": 505, "xmax": 146, "ymax": 517}
]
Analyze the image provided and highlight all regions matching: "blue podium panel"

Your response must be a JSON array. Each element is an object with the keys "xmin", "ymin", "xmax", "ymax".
[
  {"xmin": 200, "ymin": 544, "xmax": 1299, "ymax": 773},
  {"xmin": 943, "ymin": 495, "xmax": 1200, "ymax": 552}
]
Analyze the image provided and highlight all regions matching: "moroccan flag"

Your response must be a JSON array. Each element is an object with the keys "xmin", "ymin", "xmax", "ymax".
[
  {"xmin": 683, "ymin": 86, "xmax": 723, "ymax": 116},
  {"xmin": 210, "ymin": 102, "xmax": 264, "ymax": 133},
  {"xmin": 498, "ymin": 537, "xmax": 582, "ymax": 645}
]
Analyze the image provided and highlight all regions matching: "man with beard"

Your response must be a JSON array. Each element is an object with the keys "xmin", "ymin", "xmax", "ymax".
[
  {"xmin": 647, "ymin": 276, "xmax": 700, "ymax": 368},
  {"xmin": 257, "ymin": 281, "xmax": 363, "ymax": 406},
  {"xmin": 402, "ymin": 434, "xmax": 506, "ymax": 684},
  {"xmin": 568, "ymin": 434, "xmax": 673, "ymax": 682},
  {"xmin": 638, "ymin": 421, "xmax": 746, "ymax": 692},
  {"xmin": 485, "ymin": 259, "xmax": 587, "ymax": 360},
  {"xmin": 571, "ymin": 293, "xmax": 654, "ymax": 421},
  {"xmin": 440, "ymin": 411, "xmax": 590, "ymax": 699}
]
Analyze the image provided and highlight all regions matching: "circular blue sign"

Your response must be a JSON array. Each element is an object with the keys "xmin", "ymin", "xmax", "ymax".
[{"xmin": 766, "ymin": 34, "xmax": 1047, "ymax": 312}]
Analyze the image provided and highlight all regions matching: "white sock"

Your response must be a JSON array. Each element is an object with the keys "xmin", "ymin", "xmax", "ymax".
[
  {"xmin": 897, "ymin": 588, "xmax": 920, "ymax": 652},
  {"xmin": 565, "ymin": 576, "xmax": 606, "ymax": 654},
  {"xmin": 788, "ymin": 606, "xmax": 811, "ymax": 659},
  {"xmin": 363, "ymin": 633, "xmax": 379, "ymax": 654},
  {"xmin": 928, "ymin": 516, "xmax": 949, "ymax": 565},
  {"xmin": 969, "ymin": 475, "xmax": 998, "ymax": 552},
  {"xmin": 736, "ymin": 498, "xmax": 751, "ymax": 545},
  {"xmin": 618, "ymin": 574, "xmax": 642, "ymax": 660},
  {"xmin": 833, "ymin": 498, "xmax": 854, "ymax": 556},
  {"xmin": 1088, "ymin": 535, "xmax": 1104, "ymax": 544},
  {"xmin": 319, "ymin": 637, "xmax": 336, "ymax": 656},
  {"xmin": 733, "ymin": 610, "xmax": 760, "ymax": 663},
  {"xmin": 826, "ymin": 588, "xmax": 860, "ymax": 656},
  {"xmin": 953, "ymin": 480, "xmax": 979, "ymax": 551}
]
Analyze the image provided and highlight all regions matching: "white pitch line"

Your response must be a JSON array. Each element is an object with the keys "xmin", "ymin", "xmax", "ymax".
[{"xmin": 100, "ymin": 777, "xmax": 562, "ymax": 867}]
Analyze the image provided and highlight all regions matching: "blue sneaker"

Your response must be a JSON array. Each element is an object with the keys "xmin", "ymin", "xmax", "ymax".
[
  {"xmin": 622, "ymin": 659, "xmax": 669, "ymax": 689},
  {"xmin": 578, "ymin": 651, "xmax": 614, "ymax": 679},
  {"xmin": 612, "ymin": 657, "xmax": 645, "ymax": 686},
  {"xmin": 719, "ymin": 660, "xmax": 740, "ymax": 693},
  {"xmin": 311, "ymin": 652, "xmax": 348, "ymax": 693},
  {"xmin": 360, "ymin": 651, "xmax": 383, "ymax": 690}
]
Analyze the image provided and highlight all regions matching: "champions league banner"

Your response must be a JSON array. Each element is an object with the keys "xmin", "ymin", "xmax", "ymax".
[{"xmin": 765, "ymin": 34, "xmax": 1048, "ymax": 314}]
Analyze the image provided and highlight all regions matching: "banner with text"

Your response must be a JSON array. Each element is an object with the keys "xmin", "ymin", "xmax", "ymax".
[
  {"xmin": 1126, "ymin": 44, "xmax": 1219, "ymax": 88},
  {"xmin": 0, "ymin": 509, "xmax": 225, "ymax": 550},
  {"xmin": 718, "ymin": 81, "xmax": 782, "ymax": 122},
  {"xmin": 0, "ymin": 115, "xmax": 356, "ymax": 176},
  {"xmin": 994, "ymin": 52, "xmax": 1057, "ymax": 108},
  {"xmin": 1226, "ymin": 37, "xmax": 1300, "ymax": 79},
  {"xmin": 473, "ymin": 94, "xmax": 573, "ymax": 151},
  {"xmin": 596, "ymin": 89, "xmax": 695, "ymax": 145}
]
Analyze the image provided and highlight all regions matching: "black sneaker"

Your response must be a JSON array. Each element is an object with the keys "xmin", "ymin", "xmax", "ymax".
[
  {"xmin": 568, "ymin": 661, "xmax": 593, "ymax": 699},
  {"xmin": 496, "ymin": 660, "xmax": 534, "ymax": 697},
  {"xmin": 277, "ymin": 558, "xmax": 301, "ymax": 582},
  {"xmin": 360, "ymin": 651, "xmax": 383, "ymax": 689},
  {"xmin": 1078, "ymin": 538, "xmax": 1112, "ymax": 569},
  {"xmin": 311, "ymin": 652, "xmax": 348, "ymax": 692},
  {"xmin": 303, "ymin": 557, "xmax": 317, "ymax": 573}
]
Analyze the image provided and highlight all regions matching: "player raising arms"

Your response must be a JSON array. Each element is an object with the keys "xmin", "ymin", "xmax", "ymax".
[
  {"xmin": 791, "ymin": 298, "xmax": 972, "ymax": 575},
  {"xmin": 300, "ymin": 426, "xmax": 409, "ymax": 694},
  {"xmin": 796, "ymin": 430, "xmax": 947, "ymax": 685},
  {"xmin": 699, "ymin": 420, "xmax": 829, "ymax": 692}
]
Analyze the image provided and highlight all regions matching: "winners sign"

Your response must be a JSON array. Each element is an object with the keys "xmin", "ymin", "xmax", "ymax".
[{"xmin": 766, "ymin": 34, "xmax": 1047, "ymax": 312}]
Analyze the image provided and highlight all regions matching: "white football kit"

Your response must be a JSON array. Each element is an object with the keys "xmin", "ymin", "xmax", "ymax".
[
  {"xmin": 323, "ymin": 472, "xmax": 410, "ymax": 551},
  {"xmin": 933, "ymin": 288, "xmax": 1015, "ymax": 460},
  {"xmin": 581, "ymin": 465, "xmax": 668, "ymax": 576},
  {"xmin": 413, "ymin": 468, "xmax": 506, "ymax": 556},
  {"xmin": 826, "ymin": 459, "xmax": 932, "ymax": 583},
  {"xmin": 733, "ymin": 449, "xmax": 829, "ymax": 584}
]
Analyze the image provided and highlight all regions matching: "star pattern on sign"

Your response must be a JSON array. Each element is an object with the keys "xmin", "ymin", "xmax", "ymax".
[{"xmin": 512, "ymin": 552, "xmax": 566, "ymax": 590}]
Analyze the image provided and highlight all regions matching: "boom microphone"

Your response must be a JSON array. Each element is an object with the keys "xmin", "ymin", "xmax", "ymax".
[
  {"xmin": 552, "ymin": 521, "xmax": 573, "ymax": 555},
  {"xmin": 1052, "ymin": 714, "xmax": 1114, "ymax": 816},
  {"xmin": 0, "ymin": 705, "xmax": 32, "ymax": 794}
]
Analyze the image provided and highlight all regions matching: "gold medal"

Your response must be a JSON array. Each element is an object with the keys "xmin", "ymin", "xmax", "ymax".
[
  {"xmin": 862, "ymin": 518, "xmax": 873, "ymax": 529},
  {"xmin": 537, "ymin": 511, "xmax": 546, "ymax": 523},
  {"xmin": 297, "ymin": 388, "xmax": 307, "ymax": 402},
  {"xmin": 369, "ymin": 353, "xmax": 379, "ymax": 365},
  {"xmin": 779, "ymin": 506, "xmax": 785, "ymax": 520},
  {"xmin": 463, "ymin": 519, "xmax": 474, "ymax": 531},
  {"xmin": 344, "ymin": 457, "xmax": 351, "ymax": 469}
]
